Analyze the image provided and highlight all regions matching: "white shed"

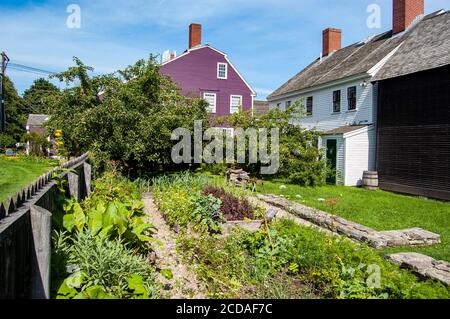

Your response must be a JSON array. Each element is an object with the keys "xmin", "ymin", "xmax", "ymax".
[{"xmin": 320, "ymin": 125, "xmax": 376, "ymax": 186}]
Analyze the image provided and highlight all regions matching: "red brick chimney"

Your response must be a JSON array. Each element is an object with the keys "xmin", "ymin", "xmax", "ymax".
[
  {"xmin": 322, "ymin": 28, "xmax": 342, "ymax": 57},
  {"xmin": 393, "ymin": 0, "xmax": 424, "ymax": 34},
  {"xmin": 189, "ymin": 23, "xmax": 202, "ymax": 49}
]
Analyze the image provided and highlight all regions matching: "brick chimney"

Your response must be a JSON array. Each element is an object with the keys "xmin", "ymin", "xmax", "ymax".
[
  {"xmin": 189, "ymin": 23, "xmax": 202, "ymax": 49},
  {"xmin": 393, "ymin": 0, "xmax": 424, "ymax": 34},
  {"xmin": 322, "ymin": 28, "xmax": 342, "ymax": 57}
]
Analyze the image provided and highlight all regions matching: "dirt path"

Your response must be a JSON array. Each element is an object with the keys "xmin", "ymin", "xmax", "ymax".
[{"xmin": 142, "ymin": 193, "xmax": 206, "ymax": 299}]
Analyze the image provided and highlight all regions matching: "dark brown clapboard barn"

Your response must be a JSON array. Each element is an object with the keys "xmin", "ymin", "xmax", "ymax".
[{"xmin": 373, "ymin": 10, "xmax": 450, "ymax": 201}]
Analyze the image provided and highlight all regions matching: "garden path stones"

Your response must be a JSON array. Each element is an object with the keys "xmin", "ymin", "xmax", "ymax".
[
  {"xmin": 257, "ymin": 194, "xmax": 441, "ymax": 249},
  {"xmin": 386, "ymin": 253, "xmax": 450, "ymax": 286},
  {"xmin": 142, "ymin": 193, "xmax": 206, "ymax": 299}
]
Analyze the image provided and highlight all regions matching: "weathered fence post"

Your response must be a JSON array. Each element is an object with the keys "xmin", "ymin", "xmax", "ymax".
[
  {"xmin": 83, "ymin": 162, "xmax": 92, "ymax": 197},
  {"xmin": 67, "ymin": 172, "xmax": 80, "ymax": 202},
  {"xmin": 30, "ymin": 205, "xmax": 52, "ymax": 299}
]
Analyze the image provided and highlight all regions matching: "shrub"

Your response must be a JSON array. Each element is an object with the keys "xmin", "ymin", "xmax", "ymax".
[
  {"xmin": 202, "ymin": 186, "xmax": 255, "ymax": 221},
  {"xmin": 54, "ymin": 231, "xmax": 160, "ymax": 299}
]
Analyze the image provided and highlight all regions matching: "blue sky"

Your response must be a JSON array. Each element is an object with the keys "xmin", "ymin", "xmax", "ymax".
[{"xmin": 1, "ymin": 0, "xmax": 449, "ymax": 98}]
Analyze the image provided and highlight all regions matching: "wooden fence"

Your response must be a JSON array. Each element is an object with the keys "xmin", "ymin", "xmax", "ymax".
[{"xmin": 0, "ymin": 153, "xmax": 91, "ymax": 299}]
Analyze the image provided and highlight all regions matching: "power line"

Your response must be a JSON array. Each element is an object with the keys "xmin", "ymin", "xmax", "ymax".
[{"xmin": 8, "ymin": 63, "xmax": 57, "ymax": 76}]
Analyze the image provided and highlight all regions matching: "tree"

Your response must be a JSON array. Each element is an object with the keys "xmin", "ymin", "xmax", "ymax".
[
  {"xmin": 22, "ymin": 78, "xmax": 59, "ymax": 114},
  {"xmin": 214, "ymin": 102, "xmax": 330, "ymax": 186},
  {"xmin": 46, "ymin": 56, "xmax": 208, "ymax": 175},
  {"xmin": 2, "ymin": 76, "xmax": 26, "ymax": 142}
]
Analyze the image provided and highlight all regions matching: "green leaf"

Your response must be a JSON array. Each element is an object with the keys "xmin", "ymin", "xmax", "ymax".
[
  {"xmin": 103, "ymin": 202, "xmax": 128, "ymax": 235},
  {"xmin": 73, "ymin": 202, "xmax": 86, "ymax": 232},
  {"xmin": 63, "ymin": 214, "xmax": 75, "ymax": 232},
  {"xmin": 127, "ymin": 274, "xmax": 148, "ymax": 296},
  {"xmin": 56, "ymin": 278, "xmax": 78, "ymax": 299},
  {"xmin": 78, "ymin": 286, "xmax": 115, "ymax": 299},
  {"xmin": 160, "ymin": 268, "xmax": 173, "ymax": 280},
  {"xmin": 88, "ymin": 202, "xmax": 106, "ymax": 236}
]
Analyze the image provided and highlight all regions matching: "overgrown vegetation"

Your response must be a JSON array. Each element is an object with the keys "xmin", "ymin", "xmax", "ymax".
[
  {"xmin": 51, "ymin": 170, "xmax": 161, "ymax": 299},
  {"xmin": 178, "ymin": 219, "xmax": 450, "ymax": 299},
  {"xmin": 151, "ymin": 173, "xmax": 260, "ymax": 233},
  {"xmin": 204, "ymin": 101, "xmax": 331, "ymax": 186}
]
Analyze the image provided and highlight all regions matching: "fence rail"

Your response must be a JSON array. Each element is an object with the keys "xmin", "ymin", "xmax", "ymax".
[{"xmin": 0, "ymin": 153, "xmax": 91, "ymax": 299}]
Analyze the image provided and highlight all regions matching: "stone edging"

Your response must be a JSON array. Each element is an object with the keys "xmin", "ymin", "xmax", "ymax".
[
  {"xmin": 386, "ymin": 253, "xmax": 450, "ymax": 286},
  {"xmin": 257, "ymin": 194, "xmax": 440, "ymax": 249}
]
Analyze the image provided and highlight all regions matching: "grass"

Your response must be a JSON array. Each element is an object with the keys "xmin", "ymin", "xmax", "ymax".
[
  {"xmin": 0, "ymin": 156, "xmax": 58, "ymax": 204},
  {"xmin": 258, "ymin": 180, "xmax": 450, "ymax": 262}
]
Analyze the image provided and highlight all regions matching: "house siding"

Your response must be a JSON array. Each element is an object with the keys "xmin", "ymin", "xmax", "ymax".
[
  {"xmin": 269, "ymin": 77, "xmax": 375, "ymax": 132},
  {"xmin": 344, "ymin": 127, "xmax": 376, "ymax": 186},
  {"xmin": 160, "ymin": 47, "xmax": 254, "ymax": 118}
]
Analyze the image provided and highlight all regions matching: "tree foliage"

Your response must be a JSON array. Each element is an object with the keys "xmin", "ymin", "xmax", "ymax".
[
  {"xmin": 214, "ymin": 102, "xmax": 329, "ymax": 186},
  {"xmin": 22, "ymin": 78, "xmax": 60, "ymax": 114},
  {"xmin": 2, "ymin": 76, "xmax": 26, "ymax": 142},
  {"xmin": 46, "ymin": 56, "xmax": 209, "ymax": 175}
]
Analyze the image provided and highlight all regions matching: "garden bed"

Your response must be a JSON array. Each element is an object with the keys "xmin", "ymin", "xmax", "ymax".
[{"xmin": 148, "ymin": 173, "xmax": 450, "ymax": 299}]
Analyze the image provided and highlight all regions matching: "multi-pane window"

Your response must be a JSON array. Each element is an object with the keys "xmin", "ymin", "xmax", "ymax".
[
  {"xmin": 347, "ymin": 86, "xmax": 357, "ymax": 110},
  {"xmin": 230, "ymin": 95, "xmax": 242, "ymax": 114},
  {"xmin": 306, "ymin": 96, "xmax": 313, "ymax": 115},
  {"xmin": 203, "ymin": 92, "xmax": 217, "ymax": 113},
  {"xmin": 333, "ymin": 90, "xmax": 341, "ymax": 113},
  {"xmin": 217, "ymin": 63, "xmax": 228, "ymax": 79},
  {"xmin": 286, "ymin": 101, "xmax": 292, "ymax": 108}
]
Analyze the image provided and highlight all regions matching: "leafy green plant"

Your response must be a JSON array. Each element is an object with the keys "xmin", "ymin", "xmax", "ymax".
[
  {"xmin": 62, "ymin": 197, "xmax": 156, "ymax": 252},
  {"xmin": 191, "ymin": 193, "xmax": 223, "ymax": 233},
  {"xmin": 54, "ymin": 231, "xmax": 161, "ymax": 299}
]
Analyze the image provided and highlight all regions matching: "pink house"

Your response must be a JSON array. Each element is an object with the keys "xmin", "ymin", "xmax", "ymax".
[{"xmin": 160, "ymin": 24, "xmax": 256, "ymax": 121}]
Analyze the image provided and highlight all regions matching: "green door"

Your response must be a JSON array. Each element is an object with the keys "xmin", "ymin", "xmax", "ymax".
[{"xmin": 326, "ymin": 139, "xmax": 337, "ymax": 184}]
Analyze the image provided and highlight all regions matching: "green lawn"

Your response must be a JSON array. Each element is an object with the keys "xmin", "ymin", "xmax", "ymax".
[
  {"xmin": 0, "ymin": 156, "xmax": 57, "ymax": 204},
  {"xmin": 258, "ymin": 180, "xmax": 450, "ymax": 262}
]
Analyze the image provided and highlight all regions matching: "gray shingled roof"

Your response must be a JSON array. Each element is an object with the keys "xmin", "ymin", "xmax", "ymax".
[
  {"xmin": 373, "ymin": 10, "xmax": 450, "ymax": 81},
  {"xmin": 268, "ymin": 10, "xmax": 449, "ymax": 100},
  {"xmin": 253, "ymin": 100, "xmax": 269, "ymax": 116},
  {"xmin": 323, "ymin": 125, "xmax": 369, "ymax": 135},
  {"xmin": 27, "ymin": 114, "xmax": 49, "ymax": 127}
]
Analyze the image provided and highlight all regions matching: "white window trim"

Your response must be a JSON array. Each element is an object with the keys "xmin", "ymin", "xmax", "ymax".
[
  {"xmin": 203, "ymin": 92, "xmax": 217, "ymax": 113},
  {"xmin": 230, "ymin": 95, "xmax": 243, "ymax": 114},
  {"xmin": 217, "ymin": 62, "xmax": 228, "ymax": 80}
]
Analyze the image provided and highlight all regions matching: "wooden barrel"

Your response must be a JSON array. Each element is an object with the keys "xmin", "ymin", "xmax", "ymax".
[{"xmin": 362, "ymin": 171, "xmax": 379, "ymax": 190}]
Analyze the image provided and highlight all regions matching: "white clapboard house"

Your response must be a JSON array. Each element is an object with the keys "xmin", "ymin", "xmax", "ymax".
[{"xmin": 268, "ymin": 0, "xmax": 436, "ymax": 186}]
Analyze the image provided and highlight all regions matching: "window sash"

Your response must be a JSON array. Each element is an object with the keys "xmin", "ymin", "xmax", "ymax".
[
  {"xmin": 217, "ymin": 63, "xmax": 228, "ymax": 79},
  {"xmin": 230, "ymin": 95, "xmax": 242, "ymax": 114},
  {"xmin": 333, "ymin": 90, "xmax": 341, "ymax": 113},
  {"xmin": 306, "ymin": 97, "xmax": 313, "ymax": 115},
  {"xmin": 203, "ymin": 92, "xmax": 217, "ymax": 113},
  {"xmin": 347, "ymin": 87, "xmax": 357, "ymax": 110}
]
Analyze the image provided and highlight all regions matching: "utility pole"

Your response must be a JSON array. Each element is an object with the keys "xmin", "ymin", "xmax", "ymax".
[{"xmin": 1, "ymin": 52, "xmax": 10, "ymax": 133}]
